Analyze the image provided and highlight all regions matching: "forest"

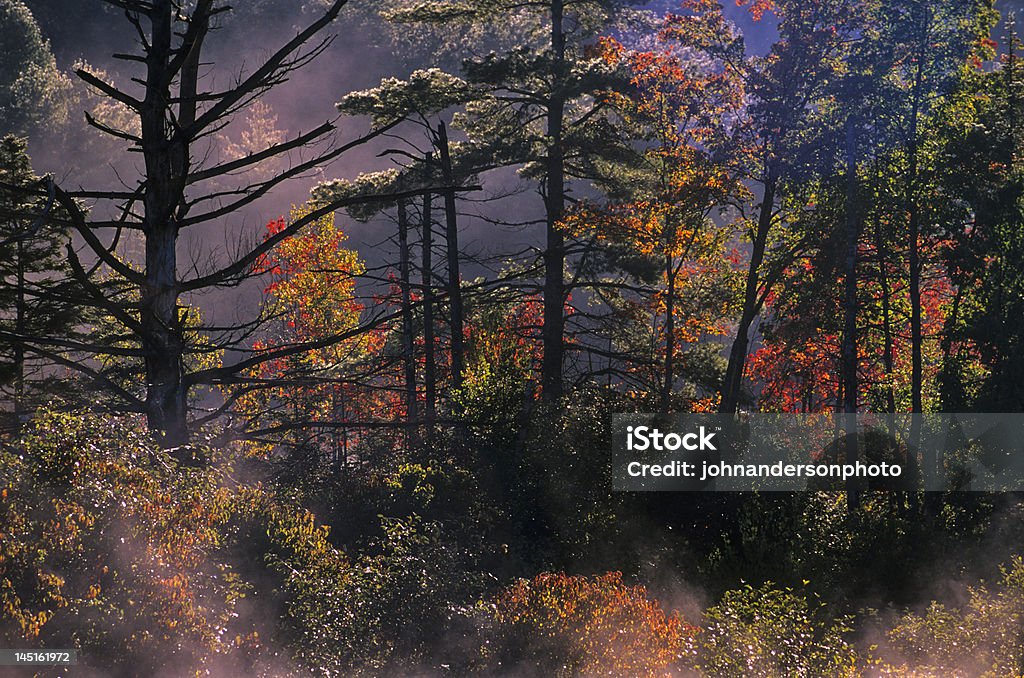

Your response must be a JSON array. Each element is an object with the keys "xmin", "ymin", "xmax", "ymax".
[{"xmin": 2, "ymin": 0, "xmax": 1024, "ymax": 675}]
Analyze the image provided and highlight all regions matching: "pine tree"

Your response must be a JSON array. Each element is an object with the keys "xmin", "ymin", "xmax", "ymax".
[
  {"xmin": 379, "ymin": 0, "xmax": 643, "ymax": 400},
  {"xmin": 30, "ymin": 1, "xmax": 423, "ymax": 446},
  {"xmin": 0, "ymin": 135, "xmax": 79, "ymax": 426},
  {"xmin": 0, "ymin": 0, "xmax": 69, "ymax": 135}
]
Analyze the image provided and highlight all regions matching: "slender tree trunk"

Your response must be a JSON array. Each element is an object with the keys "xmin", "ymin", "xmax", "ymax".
[
  {"xmin": 177, "ymin": 1, "xmax": 210, "ymax": 131},
  {"xmin": 842, "ymin": 117, "xmax": 860, "ymax": 511},
  {"xmin": 662, "ymin": 253, "xmax": 676, "ymax": 414},
  {"xmin": 938, "ymin": 285, "xmax": 966, "ymax": 411},
  {"xmin": 14, "ymin": 239, "xmax": 25, "ymax": 422},
  {"xmin": 872, "ymin": 154, "xmax": 897, "ymax": 414},
  {"xmin": 842, "ymin": 118, "xmax": 860, "ymax": 416},
  {"xmin": 908, "ymin": 183, "xmax": 922, "ymax": 417},
  {"xmin": 437, "ymin": 122, "xmax": 464, "ymax": 392},
  {"xmin": 421, "ymin": 192, "xmax": 436, "ymax": 426},
  {"xmin": 906, "ymin": 6, "xmax": 934, "ymax": 518},
  {"xmin": 541, "ymin": 0, "xmax": 566, "ymax": 402},
  {"xmin": 876, "ymin": 222, "xmax": 897, "ymax": 413},
  {"xmin": 719, "ymin": 175, "xmax": 777, "ymax": 413},
  {"xmin": 908, "ymin": 6, "xmax": 927, "ymax": 422},
  {"xmin": 906, "ymin": 11, "xmax": 928, "ymax": 507},
  {"xmin": 397, "ymin": 200, "xmax": 417, "ymax": 435}
]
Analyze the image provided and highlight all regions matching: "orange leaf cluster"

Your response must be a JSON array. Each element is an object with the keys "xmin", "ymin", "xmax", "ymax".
[{"xmin": 493, "ymin": 571, "xmax": 697, "ymax": 677}]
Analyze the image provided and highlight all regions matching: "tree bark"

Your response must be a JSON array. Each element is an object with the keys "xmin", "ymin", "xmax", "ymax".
[
  {"xmin": 437, "ymin": 122, "xmax": 464, "ymax": 392},
  {"xmin": 541, "ymin": 0, "xmax": 566, "ymax": 402},
  {"xmin": 719, "ymin": 175, "xmax": 777, "ymax": 413},
  {"xmin": 662, "ymin": 252, "xmax": 676, "ymax": 414},
  {"xmin": 140, "ymin": 0, "xmax": 189, "ymax": 447},
  {"xmin": 872, "ymin": 150, "xmax": 897, "ymax": 414},
  {"xmin": 842, "ymin": 117, "xmax": 859, "ymax": 417},
  {"xmin": 842, "ymin": 117, "xmax": 860, "ymax": 511},
  {"xmin": 397, "ymin": 200, "xmax": 417, "ymax": 434},
  {"xmin": 907, "ymin": 4, "xmax": 928, "ymax": 421},
  {"xmin": 906, "ymin": 7, "xmax": 928, "ymax": 488},
  {"xmin": 421, "ymin": 191, "xmax": 437, "ymax": 426}
]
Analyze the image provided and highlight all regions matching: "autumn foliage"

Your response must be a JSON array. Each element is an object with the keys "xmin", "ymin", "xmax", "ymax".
[
  {"xmin": 2, "ymin": 0, "xmax": 1024, "ymax": 676},
  {"xmin": 0, "ymin": 410, "xmax": 361, "ymax": 675},
  {"xmin": 232, "ymin": 208, "xmax": 387, "ymax": 461},
  {"xmin": 489, "ymin": 571, "xmax": 697, "ymax": 677}
]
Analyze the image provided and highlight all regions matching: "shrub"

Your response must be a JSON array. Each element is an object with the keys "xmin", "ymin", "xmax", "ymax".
[
  {"xmin": 880, "ymin": 556, "xmax": 1024, "ymax": 677},
  {"xmin": 0, "ymin": 410, "xmax": 362, "ymax": 676},
  {"xmin": 485, "ymin": 571, "xmax": 697, "ymax": 677},
  {"xmin": 699, "ymin": 583, "xmax": 858, "ymax": 677},
  {"xmin": 0, "ymin": 411, "xmax": 252, "ymax": 675}
]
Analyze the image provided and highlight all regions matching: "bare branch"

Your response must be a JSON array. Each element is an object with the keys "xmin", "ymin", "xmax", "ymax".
[
  {"xmin": 75, "ymin": 69, "xmax": 143, "ymax": 110},
  {"xmin": 185, "ymin": 0, "xmax": 350, "ymax": 137}
]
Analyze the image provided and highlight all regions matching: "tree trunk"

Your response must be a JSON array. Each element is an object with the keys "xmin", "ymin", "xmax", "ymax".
[
  {"xmin": 421, "ymin": 191, "xmax": 436, "ymax": 426},
  {"xmin": 141, "ymin": 229, "xmax": 188, "ymax": 447},
  {"xmin": 842, "ymin": 118, "xmax": 859, "ymax": 417},
  {"xmin": 541, "ymin": 0, "xmax": 566, "ymax": 402},
  {"xmin": 907, "ymin": 5, "xmax": 928, "ymax": 421},
  {"xmin": 872, "ymin": 151, "xmax": 897, "ymax": 414},
  {"xmin": 437, "ymin": 122, "xmax": 464, "ymax": 392},
  {"xmin": 719, "ymin": 175, "xmax": 777, "ymax": 413},
  {"xmin": 662, "ymin": 252, "xmax": 676, "ymax": 414},
  {"xmin": 397, "ymin": 200, "xmax": 417, "ymax": 434},
  {"xmin": 907, "ymin": 5, "xmax": 934, "ymax": 519},
  {"xmin": 140, "ymin": 0, "xmax": 190, "ymax": 447},
  {"xmin": 907, "ymin": 8, "xmax": 927, "ymax": 477},
  {"xmin": 14, "ymin": 239, "xmax": 25, "ymax": 423},
  {"xmin": 842, "ymin": 117, "xmax": 860, "ymax": 511},
  {"xmin": 909, "ymin": 190, "xmax": 922, "ymax": 417}
]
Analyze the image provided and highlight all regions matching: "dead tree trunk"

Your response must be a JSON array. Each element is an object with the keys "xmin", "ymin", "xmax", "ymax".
[
  {"xmin": 397, "ymin": 200, "xmax": 418, "ymax": 436},
  {"xmin": 139, "ymin": 0, "xmax": 190, "ymax": 447},
  {"xmin": 541, "ymin": 0, "xmax": 567, "ymax": 402},
  {"xmin": 437, "ymin": 122, "xmax": 464, "ymax": 392},
  {"xmin": 421, "ymin": 191, "xmax": 437, "ymax": 427}
]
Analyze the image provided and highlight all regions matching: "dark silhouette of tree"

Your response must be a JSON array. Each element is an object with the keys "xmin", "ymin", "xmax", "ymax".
[
  {"xmin": 379, "ymin": 0, "xmax": 642, "ymax": 401},
  {"xmin": 0, "ymin": 135, "xmax": 81, "ymax": 427},
  {"xmin": 31, "ymin": 0, "xmax": 445, "ymax": 446},
  {"xmin": 869, "ymin": 0, "xmax": 997, "ymax": 420},
  {"xmin": 663, "ymin": 0, "xmax": 870, "ymax": 413}
]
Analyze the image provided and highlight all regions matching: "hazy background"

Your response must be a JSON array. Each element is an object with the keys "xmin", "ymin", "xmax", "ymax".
[{"xmin": 20, "ymin": 0, "xmax": 1024, "ymax": 318}]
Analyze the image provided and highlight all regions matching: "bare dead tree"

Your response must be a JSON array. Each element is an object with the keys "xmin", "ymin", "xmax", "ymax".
[
  {"xmin": 436, "ymin": 121, "xmax": 464, "ymax": 394},
  {"xmin": 421, "ymin": 189, "xmax": 437, "ymax": 428},
  {"xmin": 31, "ymin": 0, "xmax": 474, "ymax": 447},
  {"xmin": 397, "ymin": 199, "xmax": 418, "ymax": 436}
]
